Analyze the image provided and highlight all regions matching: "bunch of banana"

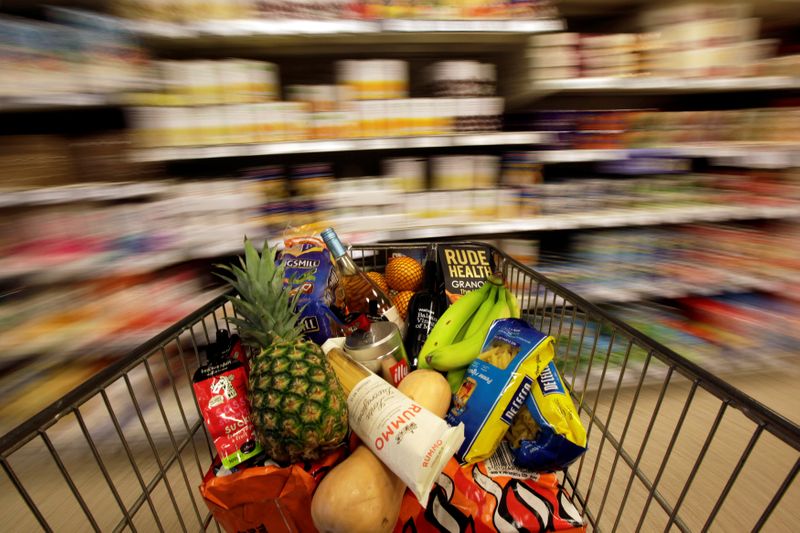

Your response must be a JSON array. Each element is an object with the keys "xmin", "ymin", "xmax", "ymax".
[{"xmin": 418, "ymin": 275, "xmax": 522, "ymax": 391}]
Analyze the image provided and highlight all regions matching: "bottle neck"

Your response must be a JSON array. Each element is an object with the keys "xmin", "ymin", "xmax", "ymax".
[
  {"xmin": 423, "ymin": 245, "xmax": 439, "ymax": 292},
  {"xmin": 326, "ymin": 236, "xmax": 348, "ymax": 259},
  {"xmin": 322, "ymin": 228, "xmax": 358, "ymax": 275},
  {"xmin": 322, "ymin": 228, "xmax": 347, "ymax": 258},
  {"xmin": 334, "ymin": 252, "xmax": 359, "ymax": 277}
]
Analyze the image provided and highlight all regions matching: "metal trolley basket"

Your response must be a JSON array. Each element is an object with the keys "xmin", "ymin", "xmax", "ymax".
[{"xmin": 1, "ymin": 243, "xmax": 798, "ymax": 532}]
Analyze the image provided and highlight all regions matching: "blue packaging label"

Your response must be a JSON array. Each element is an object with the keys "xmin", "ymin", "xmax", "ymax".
[
  {"xmin": 536, "ymin": 361, "xmax": 565, "ymax": 396},
  {"xmin": 500, "ymin": 375, "xmax": 533, "ymax": 425}
]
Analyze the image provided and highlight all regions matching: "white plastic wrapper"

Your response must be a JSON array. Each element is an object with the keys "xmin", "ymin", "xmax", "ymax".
[{"xmin": 346, "ymin": 373, "xmax": 464, "ymax": 504}]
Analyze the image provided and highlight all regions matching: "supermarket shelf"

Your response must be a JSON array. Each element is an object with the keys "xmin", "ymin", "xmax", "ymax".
[
  {"xmin": 530, "ymin": 143, "xmax": 800, "ymax": 167},
  {"xmin": 133, "ymin": 18, "xmax": 565, "ymax": 39},
  {"xmin": 130, "ymin": 132, "xmax": 551, "ymax": 162},
  {"xmin": 507, "ymin": 76, "xmax": 800, "ymax": 108},
  {"xmin": 563, "ymin": 276, "xmax": 789, "ymax": 306},
  {"xmin": 347, "ymin": 203, "xmax": 800, "ymax": 243},
  {"xmin": 534, "ymin": 76, "xmax": 800, "ymax": 93},
  {"xmin": 0, "ymin": 242, "xmax": 250, "ymax": 286},
  {"xmin": 379, "ymin": 19, "xmax": 565, "ymax": 33},
  {"xmin": 0, "ymin": 181, "xmax": 171, "ymax": 208},
  {"xmin": 533, "ymin": 149, "xmax": 630, "ymax": 163},
  {"xmin": 0, "ymin": 286, "xmax": 227, "ymax": 364},
  {"xmin": 0, "ymin": 94, "xmax": 119, "ymax": 112},
  {"xmin": 515, "ymin": 273, "xmax": 792, "ymax": 313}
]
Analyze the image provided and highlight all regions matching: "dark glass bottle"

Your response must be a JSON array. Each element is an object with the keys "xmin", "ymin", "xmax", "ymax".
[{"xmin": 404, "ymin": 244, "xmax": 446, "ymax": 370}]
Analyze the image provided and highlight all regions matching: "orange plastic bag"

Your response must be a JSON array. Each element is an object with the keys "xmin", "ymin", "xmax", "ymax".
[
  {"xmin": 395, "ymin": 455, "xmax": 585, "ymax": 532},
  {"xmin": 200, "ymin": 448, "xmax": 346, "ymax": 533}
]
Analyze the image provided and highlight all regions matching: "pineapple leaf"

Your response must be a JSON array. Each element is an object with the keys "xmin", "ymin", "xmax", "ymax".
[
  {"xmin": 244, "ymin": 239, "xmax": 261, "ymax": 279},
  {"xmin": 215, "ymin": 237, "xmax": 310, "ymax": 346}
]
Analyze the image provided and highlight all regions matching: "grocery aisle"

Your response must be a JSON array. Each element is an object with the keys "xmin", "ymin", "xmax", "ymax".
[{"xmin": 1, "ymin": 0, "xmax": 799, "ymax": 531}]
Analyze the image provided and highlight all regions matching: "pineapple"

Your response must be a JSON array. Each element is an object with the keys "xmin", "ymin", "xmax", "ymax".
[{"xmin": 217, "ymin": 239, "xmax": 348, "ymax": 464}]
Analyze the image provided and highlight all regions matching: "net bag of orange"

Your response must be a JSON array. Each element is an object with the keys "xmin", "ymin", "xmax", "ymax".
[{"xmin": 394, "ymin": 454, "xmax": 585, "ymax": 532}]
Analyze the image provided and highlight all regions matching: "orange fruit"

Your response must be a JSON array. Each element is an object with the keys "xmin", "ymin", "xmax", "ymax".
[
  {"xmin": 393, "ymin": 290, "xmax": 415, "ymax": 320},
  {"xmin": 385, "ymin": 256, "xmax": 423, "ymax": 292},
  {"xmin": 365, "ymin": 271, "xmax": 389, "ymax": 294}
]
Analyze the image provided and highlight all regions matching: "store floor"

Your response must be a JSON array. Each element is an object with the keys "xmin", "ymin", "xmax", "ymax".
[{"xmin": 2, "ymin": 367, "xmax": 798, "ymax": 532}]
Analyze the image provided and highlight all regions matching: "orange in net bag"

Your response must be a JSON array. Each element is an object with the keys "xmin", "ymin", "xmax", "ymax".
[{"xmin": 394, "ymin": 449, "xmax": 585, "ymax": 533}]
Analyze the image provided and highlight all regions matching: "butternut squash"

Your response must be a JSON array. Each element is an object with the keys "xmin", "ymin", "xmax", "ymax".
[
  {"xmin": 311, "ymin": 446, "xmax": 405, "ymax": 533},
  {"xmin": 310, "ymin": 370, "xmax": 452, "ymax": 533},
  {"xmin": 397, "ymin": 369, "xmax": 451, "ymax": 418}
]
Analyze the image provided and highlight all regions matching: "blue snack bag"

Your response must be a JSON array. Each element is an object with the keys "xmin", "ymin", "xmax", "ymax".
[{"xmin": 281, "ymin": 236, "xmax": 346, "ymax": 345}]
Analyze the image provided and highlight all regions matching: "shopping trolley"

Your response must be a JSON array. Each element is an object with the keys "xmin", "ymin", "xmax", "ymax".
[{"xmin": 1, "ymin": 243, "xmax": 798, "ymax": 532}]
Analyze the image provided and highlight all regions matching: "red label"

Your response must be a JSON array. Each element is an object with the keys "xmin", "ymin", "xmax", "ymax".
[
  {"xmin": 390, "ymin": 359, "xmax": 410, "ymax": 386},
  {"xmin": 193, "ymin": 366, "xmax": 261, "ymax": 468}
]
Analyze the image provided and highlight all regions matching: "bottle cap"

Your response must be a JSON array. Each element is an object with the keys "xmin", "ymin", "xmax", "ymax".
[{"xmin": 320, "ymin": 227, "xmax": 346, "ymax": 258}]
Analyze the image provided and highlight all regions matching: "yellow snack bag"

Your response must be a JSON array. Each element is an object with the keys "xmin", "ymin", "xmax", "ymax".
[
  {"xmin": 507, "ymin": 361, "xmax": 587, "ymax": 471},
  {"xmin": 446, "ymin": 318, "xmax": 555, "ymax": 464}
]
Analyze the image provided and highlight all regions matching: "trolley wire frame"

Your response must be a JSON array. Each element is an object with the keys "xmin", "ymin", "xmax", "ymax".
[{"xmin": 0, "ymin": 242, "xmax": 798, "ymax": 532}]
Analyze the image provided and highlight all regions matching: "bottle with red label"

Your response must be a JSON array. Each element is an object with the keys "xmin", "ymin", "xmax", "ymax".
[{"xmin": 193, "ymin": 330, "xmax": 262, "ymax": 470}]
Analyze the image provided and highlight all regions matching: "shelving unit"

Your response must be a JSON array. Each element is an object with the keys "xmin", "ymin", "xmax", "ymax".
[
  {"xmin": 530, "ymin": 144, "xmax": 800, "ymax": 167},
  {"xmin": 508, "ymin": 75, "xmax": 800, "ymax": 106},
  {"xmin": 131, "ymin": 17, "xmax": 565, "ymax": 39},
  {"xmin": 2, "ymin": 3, "xmax": 799, "ymax": 433},
  {"xmin": 131, "ymin": 132, "xmax": 552, "ymax": 162},
  {"xmin": 343, "ymin": 203, "xmax": 799, "ymax": 243},
  {"xmin": 0, "ymin": 94, "xmax": 120, "ymax": 112},
  {"xmin": 0, "ymin": 181, "xmax": 171, "ymax": 207}
]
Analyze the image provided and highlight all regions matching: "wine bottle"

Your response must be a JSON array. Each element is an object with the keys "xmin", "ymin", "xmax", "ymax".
[
  {"xmin": 320, "ymin": 227, "xmax": 404, "ymax": 331},
  {"xmin": 404, "ymin": 244, "xmax": 446, "ymax": 370}
]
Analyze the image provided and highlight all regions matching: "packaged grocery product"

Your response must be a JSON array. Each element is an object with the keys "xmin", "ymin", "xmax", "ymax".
[
  {"xmin": 192, "ymin": 330, "xmax": 262, "ymax": 470},
  {"xmin": 446, "ymin": 319, "xmax": 555, "ymax": 464},
  {"xmin": 395, "ymin": 453, "xmax": 585, "ymax": 532},
  {"xmin": 506, "ymin": 361, "xmax": 587, "ymax": 472},
  {"xmin": 280, "ymin": 235, "xmax": 346, "ymax": 345},
  {"xmin": 344, "ymin": 321, "xmax": 410, "ymax": 386},
  {"xmin": 438, "ymin": 244, "xmax": 496, "ymax": 304},
  {"xmin": 326, "ymin": 348, "xmax": 465, "ymax": 504}
]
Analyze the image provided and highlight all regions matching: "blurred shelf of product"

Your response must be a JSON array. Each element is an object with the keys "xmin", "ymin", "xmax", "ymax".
[
  {"xmin": 250, "ymin": 155, "xmax": 800, "ymax": 243},
  {"xmin": 528, "ymin": 222, "xmax": 799, "ymax": 305},
  {"xmin": 516, "ymin": 106, "xmax": 800, "ymax": 168},
  {"xmin": 0, "ymin": 273, "xmax": 226, "ymax": 434},
  {"xmin": 0, "ymin": 272, "xmax": 225, "ymax": 362},
  {"xmin": 0, "ymin": 10, "xmax": 149, "ymax": 104},
  {"xmin": 516, "ymin": 4, "xmax": 800, "ymax": 90},
  {"xmin": 116, "ymin": 0, "xmax": 559, "ymax": 23},
  {"xmin": 495, "ymin": 220, "xmax": 800, "ymax": 387},
  {"xmin": 0, "ymin": 178, "xmax": 265, "ymax": 284},
  {"xmin": 606, "ymin": 294, "xmax": 800, "ymax": 374},
  {"xmin": 127, "ymin": 58, "xmax": 529, "ymax": 157},
  {"xmin": 543, "ymin": 292, "xmax": 800, "ymax": 392}
]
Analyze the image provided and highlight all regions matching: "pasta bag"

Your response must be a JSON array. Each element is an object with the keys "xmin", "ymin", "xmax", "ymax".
[{"xmin": 446, "ymin": 318, "xmax": 555, "ymax": 464}]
